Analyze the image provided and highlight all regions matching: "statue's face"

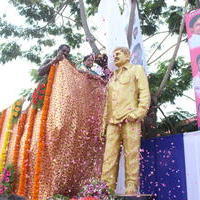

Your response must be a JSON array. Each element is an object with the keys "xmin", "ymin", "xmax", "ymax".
[{"xmin": 113, "ymin": 50, "xmax": 129, "ymax": 67}]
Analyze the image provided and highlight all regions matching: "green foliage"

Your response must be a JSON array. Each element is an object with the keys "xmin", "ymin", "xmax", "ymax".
[
  {"xmin": 0, "ymin": 0, "xmax": 84, "ymax": 64},
  {"xmin": 38, "ymin": 39, "xmax": 55, "ymax": 47},
  {"xmin": 69, "ymin": 53, "xmax": 84, "ymax": 66},
  {"xmin": 188, "ymin": 0, "xmax": 196, "ymax": 6},
  {"xmin": 139, "ymin": 0, "xmax": 167, "ymax": 35},
  {"xmin": 163, "ymin": 6, "xmax": 184, "ymax": 34},
  {"xmin": 139, "ymin": 0, "xmax": 198, "ymax": 35},
  {"xmin": 158, "ymin": 109, "xmax": 196, "ymax": 135},
  {"xmin": 0, "ymin": 42, "xmax": 22, "ymax": 64},
  {"xmin": 149, "ymin": 57, "xmax": 192, "ymax": 105},
  {"xmin": 19, "ymin": 88, "xmax": 33, "ymax": 101},
  {"xmin": 23, "ymin": 46, "xmax": 42, "ymax": 64},
  {"xmin": 30, "ymin": 69, "xmax": 43, "ymax": 83}
]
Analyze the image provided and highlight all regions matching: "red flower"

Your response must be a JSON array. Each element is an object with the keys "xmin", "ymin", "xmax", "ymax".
[
  {"xmin": 41, "ymin": 83, "xmax": 46, "ymax": 88},
  {"xmin": 40, "ymin": 90, "xmax": 46, "ymax": 94},
  {"xmin": 38, "ymin": 95, "xmax": 44, "ymax": 100}
]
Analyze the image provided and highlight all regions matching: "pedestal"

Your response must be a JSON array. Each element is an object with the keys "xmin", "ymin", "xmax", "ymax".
[{"xmin": 0, "ymin": 194, "xmax": 26, "ymax": 200}]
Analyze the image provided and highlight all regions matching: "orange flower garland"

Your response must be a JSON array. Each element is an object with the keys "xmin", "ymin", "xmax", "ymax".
[
  {"xmin": 0, "ymin": 109, "xmax": 7, "ymax": 136},
  {"xmin": 12, "ymin": 112, "xmax": 27, "ymax": 169},
  {"xmin": 17, "ymin": 107, "xmax": 37, "ymax": 196},
  {"xmin": 31, "ymin": 65, "xmax": 56, "ymax": 200}
]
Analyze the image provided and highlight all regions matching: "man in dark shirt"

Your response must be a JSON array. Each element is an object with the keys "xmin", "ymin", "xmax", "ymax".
[{"xmin": 38, "ymin": 44, "xmax": 70, "ymax": 76}]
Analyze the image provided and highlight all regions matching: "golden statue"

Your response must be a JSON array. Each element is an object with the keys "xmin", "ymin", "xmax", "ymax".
[{"xmin": 101, "ymin": 47, "xmax": 150, "ymax": 195}]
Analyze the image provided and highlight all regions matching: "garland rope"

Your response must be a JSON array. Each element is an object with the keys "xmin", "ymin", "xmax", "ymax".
[
  {"xmin": 0, "ymin": 106, "xmax": 15, "ymax": 174},
  {"xmin": 0, "ymin": 109, "xmax": 7, "ymax": 137},
  {"xmin": 17, "ymin": 108, "xmax": 37, "ymax": 196},
  {"xmin": 31, "ymin": 65, "xmax": 56, "ymax": 200}
]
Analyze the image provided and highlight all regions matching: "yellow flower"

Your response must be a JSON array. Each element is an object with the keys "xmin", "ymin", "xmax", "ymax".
[
  {"xmin": 13, "ymin": 112, "xmax": 19, "ymax": 117},
  {"xmin": 15, "ymin": 100, "xmax": 22, "ymax": 106},
  {"xmin": 0, "ymin": 104, "xmax": 14, "ymax": 173},
  {"xmin": 14, "ymin": 107, "xmax": 21, "ymax": 112}
]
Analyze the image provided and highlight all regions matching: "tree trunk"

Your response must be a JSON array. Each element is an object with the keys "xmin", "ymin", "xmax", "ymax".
[
  {"xmin": 196, "ymin": 0, "xmax": 200, "ymax": 8},
  {"xmin": 142, "ymin": 95, "xmax": 158, "ymax": 138},
  {"xmin": 79, "ymin": 0, "xmax": 100, "ymax": 54}
]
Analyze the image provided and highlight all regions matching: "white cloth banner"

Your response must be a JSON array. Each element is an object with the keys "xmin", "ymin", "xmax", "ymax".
[
  {"xmin": 98, "ymin": 0, "xmax": 147, "ymax": 72},
  {"xmin": 98, "ymin": 0, "xmax": 128, "ymax": 71},
  {"xmin": 129, "ymin": 7, "xmax": 148, "ymax": 72},
  {"xmin": 184, "ymin": 131, "xmax": 200, "ymax": 200}
]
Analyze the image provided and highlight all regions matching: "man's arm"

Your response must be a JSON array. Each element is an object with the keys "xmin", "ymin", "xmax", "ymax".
[
  {"xmin": 38, "ymin": 53, "xmax": 65, "ymax": 76},
  {"xmin": 38, "ymin": 59, "xmax": 53, "ymax": 76},
  {"xmin": 128, "ymin": 65, "xmax": 151, "ymax": 121}
]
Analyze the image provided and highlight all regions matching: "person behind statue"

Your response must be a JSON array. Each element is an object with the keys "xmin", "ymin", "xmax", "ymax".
[
  {"xmin": 78, "ymin": 54, "xmax": 110, "ymax": 77},
  {"xmin": 77, "ymin": 54, "xmax": 109, "ymax": 84},
  {"xmin": 38, "ymin": 44, "xmax": 71, "ymax": 76},
  {"xmin": 78, "ymin": 55, "xmax": 100, "ymax": 75},
  {"xmin": 79, "ymin": 53, "xmax": 112, "ymax": 81},
  {"xmin": 101, "ymin": 47, "xmax": 150, "ymax": 195},
  {"xmin": 94, "ymin": 53, "xmax": 112, "ymax": 81}
]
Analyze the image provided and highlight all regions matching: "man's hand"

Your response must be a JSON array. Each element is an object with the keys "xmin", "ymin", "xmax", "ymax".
[
  {"xmin": 126, "ymin": 115, "xmax": 136, "ymax": 122},
  {"xmin": 125, "ymin": 111, "xmax": 138, "ymax": 123},
  {"xmin": 100, "ymin": 124, "xmax": 107, "ymax": 143},
  {"xmin": 86, "ymin": 72, "xmax": 97, "ymax": 79},
  {"xmin": 53, "ymin": 52, "xmax": 65, "ymax": 64},
  {"xmin": 87, "ymin": 73, "xmax": 107, "ymax": 84}
]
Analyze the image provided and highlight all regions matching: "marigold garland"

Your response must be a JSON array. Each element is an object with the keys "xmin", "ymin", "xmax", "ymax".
[
  {"xmin": 12, "ymin": 112, "xmax": 27, "ymax": 169},
  {"xmin": 17, "ymin": 107, "xmax": 37, "ymax": 196},
  {"xmin": 0, "ymin": 109, "xmax": 7, "ymax": 137},
  {"xmin": 0, "ymin": 105, "xmax": 15, "ymax": 174},
  {"xmin": 31, "ymin": 65, "xmax": 56, "ymax": 200},
  {"xmin": 12, "ymin": 99, "xmax": 24, "ymax": 124}
]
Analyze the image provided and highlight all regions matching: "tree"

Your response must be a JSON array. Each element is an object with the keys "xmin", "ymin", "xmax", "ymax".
[{"xmin": 0, "ymin": 0, "xmax": 198, "ymax": 137}]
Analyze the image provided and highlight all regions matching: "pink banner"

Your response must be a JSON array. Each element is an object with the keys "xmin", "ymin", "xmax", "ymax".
[{"xmin": 185, "ymin": 9, "xmax": 200, "ymax": 128}]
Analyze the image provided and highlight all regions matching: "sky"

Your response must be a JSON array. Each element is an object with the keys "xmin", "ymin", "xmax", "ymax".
[{"xmin": 0, "ymin": 0, "xmax": 196, "ymax": 118}]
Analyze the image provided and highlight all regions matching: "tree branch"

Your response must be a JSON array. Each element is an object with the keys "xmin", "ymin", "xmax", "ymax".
[
  {"xmin": 143, "ymin": 31, "xmax": 170, "ymax": 42},
  {"xmin": 155, "ymin": 0, "xmax": 189, "ymax": 101},
  {"xmin": 95, "ymin": 38, "xmax": 106, "ymax": 49},
  {"xmin": 182, "ymin": 94, "xmax": 195, "ymax": 102},
  {"xmin": 56, "ymin": 13, "xmax": 76, "ymax": 23},
  {"xmin": 147, "ymin": 38, "xmax": 186, "ymax": 65},
  {"xmin": 147, "ymin": 33, "xmax": 171, "ymax": 63},
  {"xmin": 35, "ymin": 1, "xmax": 70, "ymax": 31},
  {"xmin": 79, "ymin": 0, "xmax": 100, "ymax": 54},
  {"xmin": 158, "ymin": 106, "xmax": 176, "ymax": 134}
]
